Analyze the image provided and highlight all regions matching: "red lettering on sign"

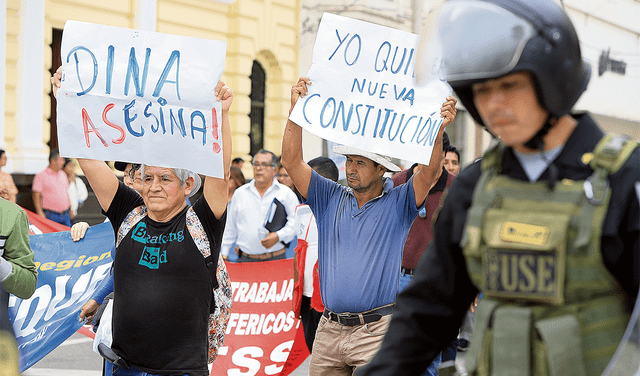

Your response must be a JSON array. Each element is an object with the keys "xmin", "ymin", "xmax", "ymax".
[
  {"xmin": 81, "ymin": 108, "xmax": 108, "ymax": 148},
  {"xmin": 211, "ymin": 107, "xmax": 220, "ymax": 153},
  {"xmin": 102, "ymin": 103, "xmax": 126, "ymax": 144}
]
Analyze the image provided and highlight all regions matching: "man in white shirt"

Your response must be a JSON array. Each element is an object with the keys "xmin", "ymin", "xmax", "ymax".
[{"xmin": 221, "ymin": 150, "xmax": 298, "ymax": 262}]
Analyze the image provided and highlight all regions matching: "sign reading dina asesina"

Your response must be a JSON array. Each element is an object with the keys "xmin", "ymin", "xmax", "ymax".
[
  {"xmin": 289, "ymin": 13, "xmax": 452, "ymax": 165},
  {"xmin": 56, "ymin": 21, "xmax": 227, "ymax": 178}
]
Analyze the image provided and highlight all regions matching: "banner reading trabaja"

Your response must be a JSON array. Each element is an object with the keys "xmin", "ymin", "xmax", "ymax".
[
  {"xmin": 57, "ymin": 21, "xmax": 227, "ymax": 178},
  {"xmin": 9, "ymin": 222, "xmax": 114, "ymax": 372},
  {"xmin": 289, "ymin": 13, "xmax": 452, "ymax": 165},
  {"xmin": 213, "ymin": 259, "xmax": 309, "ymax": 376}
]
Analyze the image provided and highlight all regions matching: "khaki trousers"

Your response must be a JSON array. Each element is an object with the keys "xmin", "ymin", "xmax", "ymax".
[{"xmin": 309, "ymin": 313, "xmax": 391, "ymax": 376}]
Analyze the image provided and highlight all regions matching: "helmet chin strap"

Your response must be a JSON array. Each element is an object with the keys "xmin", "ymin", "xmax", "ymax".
[
  {"xmin": 523, "ymin": 115, "xmax": 559, "ymax": 189},
  {"xmin": 524, "ymin": 114, "xmax": 553, "ymax": 150}
]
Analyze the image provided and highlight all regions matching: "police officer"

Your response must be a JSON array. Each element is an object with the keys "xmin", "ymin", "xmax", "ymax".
[{"xmin": 358, "ymin": 0, "xmax": 640, "ymax": 375}]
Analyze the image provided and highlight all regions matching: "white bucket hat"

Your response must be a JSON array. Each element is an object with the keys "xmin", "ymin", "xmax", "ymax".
[{"xmin": 333, "ymin": 145, "xmax": 401, "ymax": 172}]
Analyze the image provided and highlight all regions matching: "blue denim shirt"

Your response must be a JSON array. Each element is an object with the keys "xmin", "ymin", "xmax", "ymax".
[{"xmin": 305, "ymin": 170, "xmax": 423, "ymax": 313}]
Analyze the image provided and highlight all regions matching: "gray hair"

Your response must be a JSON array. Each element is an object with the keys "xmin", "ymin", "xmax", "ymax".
[{"xmin": 140, "ymin": 165, "xmax": 202, "ymax": 198}]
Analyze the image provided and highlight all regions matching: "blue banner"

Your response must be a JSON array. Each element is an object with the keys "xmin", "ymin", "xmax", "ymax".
[{"xmin": 8, "ymin": 222, "xmax": 114, "ymax": 372}]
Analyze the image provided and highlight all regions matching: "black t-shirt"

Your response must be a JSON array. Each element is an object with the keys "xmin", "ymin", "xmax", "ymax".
[{"xmin": 106, "ymin": 182, "xmax": 226, "ymax": 375}]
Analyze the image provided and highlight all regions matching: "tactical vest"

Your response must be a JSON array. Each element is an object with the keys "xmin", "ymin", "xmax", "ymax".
[{"xmin": 458, "ymin": 135, "xmax": 638, "ymax": 376}]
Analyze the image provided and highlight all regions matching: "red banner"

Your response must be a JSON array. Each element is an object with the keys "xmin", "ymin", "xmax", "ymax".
[
  {"xmin": 20, "ymin": 207, "xmax": 309, "ymax": 374},
  {"xmin": 24, "ymin": 209, "xmax": 70, "ymax": 234},
  {"xmin": 212, "ymin": 259, "xmax": 310, "ymax": 376}
]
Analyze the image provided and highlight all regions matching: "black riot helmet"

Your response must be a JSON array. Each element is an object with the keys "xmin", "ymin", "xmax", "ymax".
[{"xmin": 431, "ymin": 0, "xmax": 590, "ymax": 128}]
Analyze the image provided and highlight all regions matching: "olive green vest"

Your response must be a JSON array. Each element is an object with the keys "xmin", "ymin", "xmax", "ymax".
[{"xmin": 458, "ymin": 135, "xmax": 638, "ymax": 376}]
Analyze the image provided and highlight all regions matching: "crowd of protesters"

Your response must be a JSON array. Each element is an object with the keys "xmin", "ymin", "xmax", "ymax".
[{"xmin": 2, "ymin": 1, "xmax": 638, "ymax": 375}]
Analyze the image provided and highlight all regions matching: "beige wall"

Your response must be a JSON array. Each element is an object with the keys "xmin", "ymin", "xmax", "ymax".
[
  {"xmin": 4, "ymin": 1, "xmax": 20, "ymax": 158},
  {"xmin": 2, "ymin": 0, "xmax": 299, "ymax": 174}
]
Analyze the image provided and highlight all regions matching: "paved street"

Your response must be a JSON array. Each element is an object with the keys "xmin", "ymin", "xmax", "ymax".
[
  {"xmin": 21, "ymin": 331, "xmax": 310, "ymax": 376},
  {"xmin": 22, "ymin": 332, "xmax": 102, "ymax": 376}
]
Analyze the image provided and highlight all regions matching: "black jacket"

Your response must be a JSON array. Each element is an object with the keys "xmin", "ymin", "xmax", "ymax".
[{"xmin": 359, "ymin": 113, "xmax": 640, "ymax": 375}]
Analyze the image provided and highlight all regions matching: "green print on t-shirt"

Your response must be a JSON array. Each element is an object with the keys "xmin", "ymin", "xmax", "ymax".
[
  {"xmin": 139, "ymin": 246, "xmax": 167, "ymax": 269},
  {"xmin": 130, "ymin": 221, "xmax": 183, "ymax": 269}
]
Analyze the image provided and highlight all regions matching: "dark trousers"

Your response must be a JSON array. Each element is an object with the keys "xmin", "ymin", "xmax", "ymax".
[
  {"xmin": 300, "ymin": 295, "xmax": 323, "ymax": 353},
  {"xmin": 44, "ymin": 209, "xmax": 72, "ymax": 227}
]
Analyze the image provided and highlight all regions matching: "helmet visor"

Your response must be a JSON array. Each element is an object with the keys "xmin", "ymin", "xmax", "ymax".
[{"xmin": 430, "ymin": 0, "xmax": 537, "ymax": 85}]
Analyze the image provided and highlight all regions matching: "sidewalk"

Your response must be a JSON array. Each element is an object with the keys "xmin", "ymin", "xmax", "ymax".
[
  {"xmin": 22, "ymin": 332, "xmax": 311, "ymax": 376},
  {"xmin": 290, "ymin": 357, "xmax": 310, "ymax": 375}
]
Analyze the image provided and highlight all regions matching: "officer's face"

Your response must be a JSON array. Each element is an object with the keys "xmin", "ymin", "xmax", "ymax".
[{"xmin": 472, "ymin": 72, "xmax": 549, "ymax": 153}]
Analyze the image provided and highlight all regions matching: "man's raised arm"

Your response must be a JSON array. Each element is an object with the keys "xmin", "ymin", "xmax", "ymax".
[
  {"xmin": 202, "ymin": 80, "xmax": 233, "ymax": 219},
  {"xmin": 412, "ymin": 96, "xmax": 457, "ymax": 207},
  {"xmin": 281, "ymin": 77, "xmax": 313, "ymax": 199},
  {"xmin": 77, "ymin": 159, "xmax": 120, "ymax": 212}
]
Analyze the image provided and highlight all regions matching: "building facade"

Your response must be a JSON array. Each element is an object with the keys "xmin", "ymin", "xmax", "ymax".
[
  {"xmin": 297, "ymin": 0, "xmax": 640, "ymax": 168},
  {"xmin": 1, "ymin": 0, "xmax": 638, "ymax": 209},
  {"xmin": 0, "ymin": 0, "xmax": 300, "ymax": 192}
]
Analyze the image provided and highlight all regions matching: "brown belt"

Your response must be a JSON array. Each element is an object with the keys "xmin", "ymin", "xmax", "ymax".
[{"xmin": 237, "ymin": 248, "xmax": 286, "ymax": 260}]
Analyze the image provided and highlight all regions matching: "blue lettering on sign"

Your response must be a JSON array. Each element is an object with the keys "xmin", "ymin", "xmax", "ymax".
[
  {"xmin": 106, "ymin": 45, "xmax": 114, "ymax": 94},
  {"xmin": 351, "ymin": 78, "xmax": 414, "ymax": 105},
  {"xmin": 66, "ymin": 44, "xmax": 225, "ymax": 153},
  {"xmin": 190, "ymin": 110, "xmax": 207, "ymax": 145},
  {"xmin": 80, "ymin": 98, "xmax": 220, "ymax": 149},
  {"xmin": 145, "ymin": 102, "xmax": 161, "ymax": 133},
  {"xmin": 170, "ymin": 108, "xmax": 186, "ymax": 137},
  {"xmin": 373, "ymin": 109, "xmax": 394, "ymax": 138},
  {"xmin": 66, "ymin": 45, "xmax": 183, "ymax": 100},
  {"xmin": 125, "ymin": 47, "xmax": 151, "ymax": 97},
  {"xmin": 301, "ymin": 93, "xmax": 443, "ymax": 148},
  {"xmin": 66, "ymin": 46, "xmax": 98, "ymax": 96},
  {"xmin": 152, "ymin": 50, "xmax": 181, "ymax": 100},
  {"xmin": 329, "ymin": 30, "xmax": 361, "ymax": 66},
  {"xmin": 335, "ymin": 102, "xmax": 354, "ymax": 131},
  {"xmin": 375, "ymin": 42, "xmax": 415, "ymax": 76},
  {"xmin": 320, "ymin": 98, "xmax": 336, "ymax": 129},
  {"xmin": 399, "ymin": 115, "xmax": 418, "ymax": 144},
  {"xmin": 124, "ymin": 99, "xmax": 144, "ymax": 137},
  {"xmin": 302, "ymin": 93, "xmax": 321, "ymax": 124}
]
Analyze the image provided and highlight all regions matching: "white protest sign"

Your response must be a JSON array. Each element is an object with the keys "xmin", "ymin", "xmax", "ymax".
[
  {"xmin": 289, "ymin": 13, "xmax": 452, "ymax": 165},
  {"xmin": 57, "ymin": 21, "xmax": 227, "ymax": 178}
]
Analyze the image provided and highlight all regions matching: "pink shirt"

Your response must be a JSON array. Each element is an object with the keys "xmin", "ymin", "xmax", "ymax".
[{"xmin": 32, "ymin": 167, "xmax": 70, "ymax": 212}]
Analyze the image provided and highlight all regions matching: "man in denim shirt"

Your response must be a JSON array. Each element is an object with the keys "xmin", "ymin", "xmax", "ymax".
[{"xmin": 281, "ymin": 77, "xmax": 457, "ymax": 375}]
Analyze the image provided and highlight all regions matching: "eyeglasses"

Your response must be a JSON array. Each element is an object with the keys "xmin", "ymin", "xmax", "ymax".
[{"xmin": 252, "ymin": 162, "xmax": 275, "ymax": 169}]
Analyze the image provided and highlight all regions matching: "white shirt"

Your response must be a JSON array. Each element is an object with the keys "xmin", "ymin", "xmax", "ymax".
[
  {"xmin": 68, "ymin": 176, "xmax": 89, "ymax": 214},
  {"xmin": 221, "ymin": 180, "xmax": 299, "ymax": 256},
  {"xmin": 295, "ymin": 204, "xmax": 318, "ymax": 297}
]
